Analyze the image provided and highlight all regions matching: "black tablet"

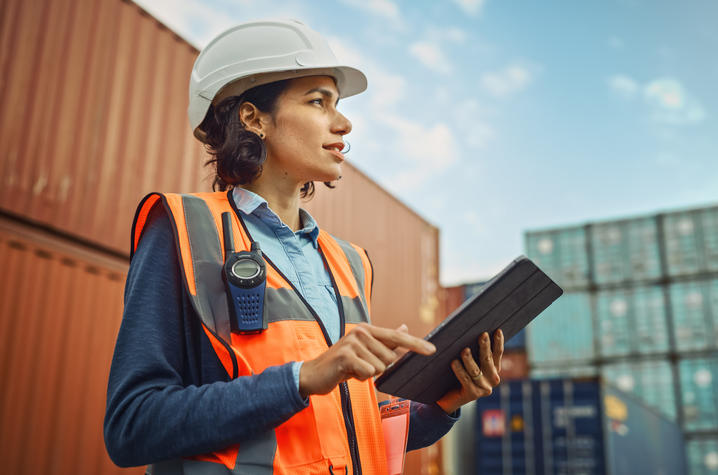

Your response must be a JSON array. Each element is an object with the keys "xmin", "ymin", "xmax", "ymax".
[{"xmin": 374, "ymin": 255, "xmax": 563, "ymax": 404}]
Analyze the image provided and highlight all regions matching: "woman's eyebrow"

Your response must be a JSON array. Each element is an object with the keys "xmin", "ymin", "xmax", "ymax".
[{"xmin": 304, "ymin": 87, "xmax": 340, "ymax": 105}]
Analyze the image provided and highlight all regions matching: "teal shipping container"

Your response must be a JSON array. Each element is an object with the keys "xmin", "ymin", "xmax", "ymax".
[
  {"xmin": 531, "ymin": 365, "xmax": 599, "ymax": 380},
  {"xmin": 687, "ymin": 436, "xmax": 718, "ymax": 475},
  {"xmin": 680, "ymin": 356, "xmax": 718, "ymax": 432},
  {"xmin": 527, "ymin": 292, "xmax": 594, "ymax": 365},
  {"xmin": 526, "ymin": 227, "xmax": 590, "ymax": 289},
  {"xmin": 600, "ymin": 359, "xmax": 677, "ymax": 421},
  {"xmin": 474, "ymin": 378, "xmax": 686, "ymax": 475},
  {"xmin": 670, "ymin": 279, "xmax": 718, "ymax": 352},
  {"xmin": 590, "ymin": 218, "xmax": 662, "ymax": 285},
  {"xmin": 664, "ymin": 207, "xmax": 718, "ymax": 277},
  {"xmin": 596, "ymin": 285, "xmax": 670, "ymax": 356}
]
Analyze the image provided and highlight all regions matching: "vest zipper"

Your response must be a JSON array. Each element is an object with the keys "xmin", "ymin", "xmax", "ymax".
[
  {"xmin": 229, "ymin": 200, "xmax": 363, "ymax": 474},
  {"xmin": 319, "ymin": 248, "xmax": 363, "ymax": 475}
]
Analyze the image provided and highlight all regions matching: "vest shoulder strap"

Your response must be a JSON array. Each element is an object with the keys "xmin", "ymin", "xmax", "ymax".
[{"xmin": 131, "ymin": 192, "xmax": 236, "ymax": 344}]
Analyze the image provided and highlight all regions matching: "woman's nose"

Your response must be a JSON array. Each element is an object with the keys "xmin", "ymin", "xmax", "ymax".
[{"xmin": 332, "ymin": 111, "xmax": 352, "ymax": 136}]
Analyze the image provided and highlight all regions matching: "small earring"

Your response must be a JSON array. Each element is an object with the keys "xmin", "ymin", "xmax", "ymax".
[{"xmin": 259, "ymin": 132, "xmax": 265, "ymax": 139}]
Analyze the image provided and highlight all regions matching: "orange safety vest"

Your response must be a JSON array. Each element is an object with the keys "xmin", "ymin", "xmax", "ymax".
[{"xmin": 132, "ymin": 191, "xmax": 389, "ymax": 475}]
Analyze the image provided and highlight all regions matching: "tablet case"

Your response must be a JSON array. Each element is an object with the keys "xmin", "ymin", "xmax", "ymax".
[{"xmin": 374, "ymin": 255, "xmax": 563, "ymax": 404}]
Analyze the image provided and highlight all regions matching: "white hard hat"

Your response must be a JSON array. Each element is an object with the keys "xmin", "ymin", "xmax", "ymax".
[{"xmin": 188, "ymin": 19, "xmax": 368, "ymax": 142}]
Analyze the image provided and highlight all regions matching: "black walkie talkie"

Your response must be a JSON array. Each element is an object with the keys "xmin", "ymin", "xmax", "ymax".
[{"xmin": 221, "ymin": 212, "xmax": 268, "ymax": 334}]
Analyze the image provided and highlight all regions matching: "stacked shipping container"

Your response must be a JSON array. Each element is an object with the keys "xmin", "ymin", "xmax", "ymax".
[
  {"xmin": 525, "ymin": 204, "xmax": 718, "ymax": 475},
  {"xmin": 0, "ymin": 0, "xmax": 445, "ymax": 473},
  {"xmin": 473, "ymin": 378, "xmax": 686, "ymax": 475}
]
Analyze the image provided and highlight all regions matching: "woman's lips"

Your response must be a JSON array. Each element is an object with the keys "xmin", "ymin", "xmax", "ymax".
[{"xmin": 323, "ymin": 144, "xmax": 345, "ymax": 161}]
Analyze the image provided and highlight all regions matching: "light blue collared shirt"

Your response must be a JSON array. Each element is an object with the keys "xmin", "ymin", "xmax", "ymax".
[{"xmin": 231, "ymin": 188, "xmax": 342, "ymax": 388}]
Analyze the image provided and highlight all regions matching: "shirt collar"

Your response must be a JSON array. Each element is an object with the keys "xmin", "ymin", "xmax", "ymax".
[{"xmin": 231, "ymin": 187, "xmax": 320, "ymax": 248}]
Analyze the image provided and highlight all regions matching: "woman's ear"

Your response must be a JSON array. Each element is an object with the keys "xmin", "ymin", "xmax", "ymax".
[{"xmin": 238, "ymin": 102, "xmax": 267, "ymax": 137}]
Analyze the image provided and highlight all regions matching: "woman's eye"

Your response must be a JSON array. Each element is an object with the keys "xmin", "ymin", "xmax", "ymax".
[{"xmin": 309, "ymin": 98, "xmax": 323, "ymax": 106}]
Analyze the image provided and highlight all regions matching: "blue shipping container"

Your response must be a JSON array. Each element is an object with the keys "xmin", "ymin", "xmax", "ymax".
[{"xmin": 474, "ymin": 378, "xmax": 686, "ymax": 475}]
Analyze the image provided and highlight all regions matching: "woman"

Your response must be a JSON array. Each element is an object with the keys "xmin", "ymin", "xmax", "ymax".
[{"xmin": 104, "ymin": 19, "xmax": 503, "ymax": 474}]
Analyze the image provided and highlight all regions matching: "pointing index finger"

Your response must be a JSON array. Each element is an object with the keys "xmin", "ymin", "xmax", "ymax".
[{"xmin": 369, "ymin": 326, "xmax": 436, "ymax": 355}]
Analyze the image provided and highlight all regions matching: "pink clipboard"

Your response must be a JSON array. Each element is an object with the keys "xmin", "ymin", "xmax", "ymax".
[{"xmin": 379, "ymin": 398, "xmax": 411, "ymax": 475}]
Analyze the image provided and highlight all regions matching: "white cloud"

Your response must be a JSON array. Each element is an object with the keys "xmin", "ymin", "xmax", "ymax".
[
  {"xmin": 609, "ymin": 75, "xmax": 707, "ymax": 126},
  {"xmin": 607, "ymin": 74, "xmax": 638, "ymax": 97},
  {"xmin": 643, "ymin": 78, "xmax": 706, "ymax": 124},
  {"xmin": 480, "ymin": 64, "xmax": 533, "ymax": 97},
  {"xmin": 409, "ymin": 41, "xmax": 452, "ymax": 74},
  {"xmin": 454, "ymin": 99, "xmax": 495, "ymax": 149},
  {"xmin": 608, "ymin": 36, "xmax": 624, "ymax": 49},
  {"xmin": 328, "ymin": 36, "xmax": 407, "ymax": 108},
  {"xmin": 378, "ymin": 115, "xmax": 459, "ymax": 192},
  {"xmin": 451, "ymin": 0, "xmax": 486, "ymax": 16},
  {"xmin": 446, "ymin": 27, "xmax": 468, "ymax": 44},
  {"xmin": 645, "ymin": 78, "xmax": 686, "ymax": 109},
  {"xmin": 339, "ymin": 0, "xmax": 400, "ymax": 20}
]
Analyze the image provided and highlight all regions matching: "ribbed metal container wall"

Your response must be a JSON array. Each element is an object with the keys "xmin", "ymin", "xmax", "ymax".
[
  {"xmin": 601, "ymin": 358, "xmax": 677, "ymax": 420},
  {"xmin": 663, "ymin": 208, "xmax": 718, "ymax": 277},
  {"xmin": 670, "ymin": 279, "xmax": 718, "ymax": 352},
  {"xmin": 596, "ymin": 285, "xmax": 670, "ymax": 356},
  {"xmin": 526, "ymin": 227, "xmax": 589, "ymax": 290},
  {"xmin": 526, "ymin": 204, "xmax": 718, "ymax": 475},
  {"xmin": 686, "ymin": 436, "xmax": 718, "ymax": 475},
  {"xmin": 679, "ymin": 356, "xmax": 718, "ymax": 432},
  {"xmin": 525, "ymin": 227, "xmax": 590, "ymax": 289},
  {"xmin": 526, "ymin": 292, "xmax": 594, "ymax": 364},
  {"xmin": 590, "ymin": 218, "xmax": 662, "ymax": 285},
  {"xmin": 0, "ymin": 218, "xmax": 140, "ymax": 474},
  {"xmin": 473, "ymin": 378, "xmax": 686, "ymax": 475},
  {"xmin": 0, "ymin": 0, "xmax": 209, "ymax": 256}
]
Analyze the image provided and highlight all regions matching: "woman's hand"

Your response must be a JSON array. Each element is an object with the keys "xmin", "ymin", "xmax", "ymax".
[
  {"xmin": 299, "ymin": 323, "xmax": 436, "ymax": 398},
  {"xmin": 436, "ymin": 330, "xmax": 504, "ymax": 414}
]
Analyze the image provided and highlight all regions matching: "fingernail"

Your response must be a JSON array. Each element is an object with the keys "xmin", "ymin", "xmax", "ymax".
[
  {"xmin": 483, "ymin": 333, "xmax": 489, "ymax": 342},
  {"xmin": 424, "ymin": 341, "xmax": 436, "ymax": 352}
]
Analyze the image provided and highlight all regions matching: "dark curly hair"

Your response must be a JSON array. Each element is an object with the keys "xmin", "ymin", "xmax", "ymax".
[{"xmin": 199, "ymin": 79, "xmax": 335, "ymax": 198}]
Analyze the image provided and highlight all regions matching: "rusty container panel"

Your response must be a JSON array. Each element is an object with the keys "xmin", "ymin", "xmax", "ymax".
[
  {"xmin": 499, "ymin": 350, "xmax": 529, "ymax": 381},
  {"xmin": 0, "ymin": 0, "xmax": 209, "ymax": 255},
  {"xmin": 0, "ymin": 217, "xmax": 140, "ymax": 474},
  {"xmin": 439, "ymin": 284, "xmax": 467, "ymax": 318}
]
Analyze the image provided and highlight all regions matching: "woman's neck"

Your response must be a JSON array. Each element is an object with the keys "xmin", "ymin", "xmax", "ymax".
[{"xmin": 242, "ymin": 174, "xmax": 303, "ymax": 231}]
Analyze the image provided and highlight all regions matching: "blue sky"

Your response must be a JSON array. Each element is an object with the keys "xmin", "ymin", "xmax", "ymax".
[{"xmin": 133, "ymin": 0, "xmax": 718, "ymax": 285}]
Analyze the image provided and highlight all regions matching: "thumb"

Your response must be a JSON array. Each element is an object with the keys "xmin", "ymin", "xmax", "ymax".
[{"xmin": 396, "ymin": 323, "xmax": 408, "ymax": 333}]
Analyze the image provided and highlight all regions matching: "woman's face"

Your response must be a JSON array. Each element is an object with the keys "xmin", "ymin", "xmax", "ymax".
[{"xmin": 261, "ymin": 75, "xmax": 352, "ymax": 185}]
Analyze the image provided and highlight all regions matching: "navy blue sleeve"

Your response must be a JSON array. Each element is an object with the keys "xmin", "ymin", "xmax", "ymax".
[
  {"xmin": 103, "ymin": 206, "xmax": 309, "ymax": 467},
  {"xmin": 406, "ymin": 402, "xmax": 460, "ymax": 451}
]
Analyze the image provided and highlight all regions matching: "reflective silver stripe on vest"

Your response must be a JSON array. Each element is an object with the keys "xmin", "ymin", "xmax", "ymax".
[
  {"xmin": 234, "ymin": 432, "xmax": 277, "ymax": 474},
  {"xmin": 333, "ymin": 237, "xmax": 372, "ymax": 325},
  {"xmin": 148, "ymin": 431, "xmax": 277, "ymax": 475},
  {"xmin": 266, "ymin": 287, "xmax": 315, "ymax": 322},
  {"xmin": 342, "ymin": 296, "xmax": 370, "ymax": 324},
  {"xmin": 333, "ymin": 237, "xmax": 368, "ymax": 314},
  {"xmin": 182, "ymin": 194, "xmax": 232, "ymax": 342}
]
